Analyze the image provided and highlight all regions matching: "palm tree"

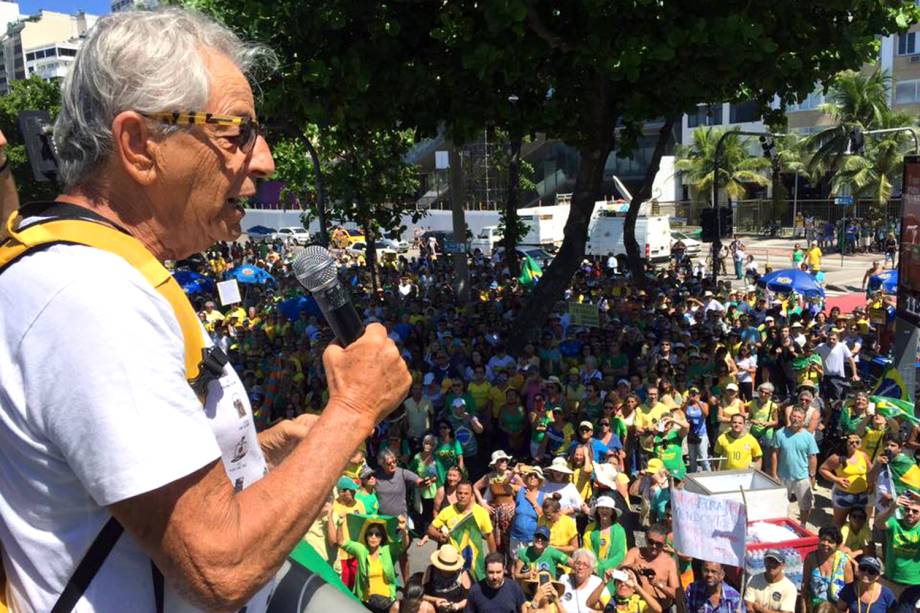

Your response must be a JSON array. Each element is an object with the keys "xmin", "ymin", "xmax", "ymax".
[
  {"xmin": 806, "ymin": 68, "xmax": 917, "ymax": 221},
  {"xmin": 675, "ymin": 126, "xmax": 771, "ymax": 203},
  {"xmin": 806, "ymin": 68, "xmax": 894, "ymax": 177}
]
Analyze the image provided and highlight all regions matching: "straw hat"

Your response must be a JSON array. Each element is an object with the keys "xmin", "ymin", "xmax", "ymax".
[
  {"xmin": 547, "ymin": 456, "xmax": 574, "ymax": 475},
  {"xmin": 430, "ymin": 544, "xmax": 465, "ymax": 572}
]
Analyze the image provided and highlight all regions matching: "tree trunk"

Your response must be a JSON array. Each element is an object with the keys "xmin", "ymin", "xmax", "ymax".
[
  {"xmin": 624, "ymin": 118, "xmax": 676, "ymax": 282},
  {"xmin": 363, "ymin": 218, "xmax": 378, "ymax": 294},
  {"xmin": 303, "ymin": 133, "xmax": 328, "ymax": 246},
  {"xmin": 504, "ymin": 135, "xmax": 522, "ymax": 278},
  {"xmin": 449, "ymin": 145, "xmax": 470, "ymax": 302},
  {"xmin": 508, "ymin": 133, "xmax": 613, "ymax": 352}
]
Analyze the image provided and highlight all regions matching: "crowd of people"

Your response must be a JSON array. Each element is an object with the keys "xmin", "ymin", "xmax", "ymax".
[{"xmin": 179, "ymin": 232, "xmax": 919, "ymax": 613}]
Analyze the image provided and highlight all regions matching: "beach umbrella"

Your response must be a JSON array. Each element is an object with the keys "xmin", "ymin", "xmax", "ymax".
[
  {"xmin": 757, "ymin": 268, "xmax": 825, "ymax": 298},
  {"xmin": 227, "ymin": 264, "xmax": 275, "ymax": 285},
  {"xmin": 172, "ymin": 270, "xmax": 214, "ymax": 295},
  {"xmin": 868, "ymin": 270, "xmax": 897, "ymax": 294}
]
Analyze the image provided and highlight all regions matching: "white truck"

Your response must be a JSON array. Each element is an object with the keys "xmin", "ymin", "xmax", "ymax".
[
  {"xmin": 584, "ymin": 210, "xmax": 672, "ymax": 263},
  {"xmin": 470, "ymin": 205, "xmax": 567, "ymax": 256}
]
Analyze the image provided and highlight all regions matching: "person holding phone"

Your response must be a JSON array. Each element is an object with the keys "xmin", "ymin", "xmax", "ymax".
[
  {"xmin": 874, "ymin": 492, "xmax": 920, "ymax": 610},
  {"xmin": 586, "ymin": 567, "xmax": 662, "ymax": 613}
]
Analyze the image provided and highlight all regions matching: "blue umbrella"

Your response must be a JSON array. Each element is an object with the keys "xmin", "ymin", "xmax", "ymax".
[
  {"xmin": 227, "ymin": 264, "xmax": 275, "ymax": 285},
  {"xmin": 868, "ymin": 270, "xmax": 897, "ymax": 294},
  {"xmin": 278, "ymin": 295, "xmax": 322, "ymax": 320},
  {"xmin": 172, "ymin": 270, "xmax": 214, "ymax": 295},
  {"xmin": 757, "ymin": 268, "xmax": 825, "ymax": 298}
]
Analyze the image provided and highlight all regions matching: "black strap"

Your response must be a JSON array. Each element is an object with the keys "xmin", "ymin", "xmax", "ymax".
[
  {"xmin": 50, "ymin": 516, "xmax": 124, "ymax": 613},
  {"xmin": 15, "ymin": 200, "xmax": 129, "ymax": 234},
  {"xmin": 152, "ymin": 562, "xmax": 165, "ymax": 613}
]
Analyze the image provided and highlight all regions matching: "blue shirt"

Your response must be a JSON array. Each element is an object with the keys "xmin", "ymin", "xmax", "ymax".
[
  {"xmin": 772, "ymin": 426, "xmax": 818, "ymax": 481},
  {"xmin": 685, "ymin": 403, "xmax": 708, "ymax": 438},
  {"xmin": 510, "ymin": 488, "xmax": 544, "ymax": 541},
  {"xmin": 569, "ymin": 436, "xmax": 620, "ymax": 462},
  {"xmin": 685, "ymin": 581, "xmax": 746, "ymax": 613},
  {"xmin": 837, "ymin": 583, "xmax": 896, "ymax": 613}
]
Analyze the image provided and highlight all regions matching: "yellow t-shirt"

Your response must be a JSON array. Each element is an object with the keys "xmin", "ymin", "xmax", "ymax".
[
  {"xmin": 431, "ymin": 504, "xmax": 494, "ymax": 536},
  {"xmin": 635, "ymin": 402, "xmax": 670, "ymax": 431},
  {"xmin": 807, "ymin": 246, "xmax": 822, "ymax": 271},
  {"xmin": 714, "ymin": 433, "xmax": 763, "ymax": 470},
  {"xmin": 599, "ymin": 590, "xmax": 647, "ymax": 613},
  {"xmin": 489, "ymin": 385, "xmax": 508, "ymax": 419},
  {"xmin": 331, "ymin": 499, "xmax": 366, "ymax": 561},
  {"xmin": 718, "ymin": 399, "xmax": 745, "ymax": 434},
  {"xmin": 538, "ymin": 514, "xmax": 578, "ymax": 550},
  {"xmin": 571, "ymin": 465, "xmax": 593, "ymax": 501},
  {"xmin": 841, "ymin": 522, "xmax": 871, "ymax": 553},
  {"xmin": 367, "ymin": 555, "xmax": 390, "ymax": 598},
  {"xmin": 469, "ymin": 382, "xmax": 493, "ymax": 415}
]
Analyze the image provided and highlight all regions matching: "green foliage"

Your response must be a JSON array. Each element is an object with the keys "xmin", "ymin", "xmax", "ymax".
[
  {"xmin": 675, "ymin": 127, "xmax": 771, "ymax": 202},
  {"xmin": 0, "ymin": 76, "xmax": 61, "ymax": 202},
  {"xmin": 806, "ymin": 68, "xmax": 917, "ymax": 220}
]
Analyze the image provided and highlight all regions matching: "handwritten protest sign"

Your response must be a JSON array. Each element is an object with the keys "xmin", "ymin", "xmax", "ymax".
[
  {"xmin": 672, "ymin": 488, "xmax": 747, "ymax": 568},
  {"xmin": 568, "ymin": 302, "xmax": 600, "ymax": 327}
]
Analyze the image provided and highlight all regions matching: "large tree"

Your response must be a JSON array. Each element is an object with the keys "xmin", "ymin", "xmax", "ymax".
[
  {"xmin": 0, "ymin": 76, "xmax": 61, "ymax": 204},
  {"xmin": 191, "ymin": 0, "xmax": 919, "ymax": 347}
]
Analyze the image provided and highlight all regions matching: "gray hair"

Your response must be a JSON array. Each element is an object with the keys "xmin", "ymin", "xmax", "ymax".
[
  {"xmin": 54, "ymin": 7, "xmax": 276, "ymax": 189},
  {"xmin": 377, "ymin": 448, "xmax": 397, "ymax": 466},
  {"xmin": 570, "ymin": 548, "xmax": 596, "ymax": 570}
]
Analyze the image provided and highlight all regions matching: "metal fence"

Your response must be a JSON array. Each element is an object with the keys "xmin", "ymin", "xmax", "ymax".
[{"xmin": 658, "ymin": 199, "xmax": 902, "ymax": 234}]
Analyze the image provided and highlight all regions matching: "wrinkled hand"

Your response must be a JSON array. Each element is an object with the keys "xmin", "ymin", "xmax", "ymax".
[
  {"xmin": 323, "ymin": 323, "xmax": 412, "ymax": 426},
  {"xmin": 258, "ymin": 413, "xmax": 319, "ymax": 469}
]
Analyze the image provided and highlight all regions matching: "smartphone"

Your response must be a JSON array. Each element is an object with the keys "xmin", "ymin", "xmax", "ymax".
[
  {"xmin": 538, "ymin": 571, "xmax": 552, "ymax": 585},
  {"xmin": 612, "ymin": 569, "xmax": 630, "ymax": 582}
]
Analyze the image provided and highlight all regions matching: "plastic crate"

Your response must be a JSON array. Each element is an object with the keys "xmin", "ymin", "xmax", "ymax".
[{"xmin": 745, "ymin": 518, "xmax": 819, "ymax": 589}]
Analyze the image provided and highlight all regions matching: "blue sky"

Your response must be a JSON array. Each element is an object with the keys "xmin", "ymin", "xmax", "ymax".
[{"xmin": 17, "ymin": 0, "xmax": 110, "ymax": 15}]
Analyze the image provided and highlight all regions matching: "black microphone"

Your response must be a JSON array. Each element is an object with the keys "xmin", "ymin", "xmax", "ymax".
[{"xmin": 292, "ymin": 245, "xmax": 365, "ymax": 345}]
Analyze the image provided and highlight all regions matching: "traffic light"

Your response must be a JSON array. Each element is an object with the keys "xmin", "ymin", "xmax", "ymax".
[
  {"xmin": 700, "ymin": 207, "xmax": 733, "ymax": 242},
  {"xmin": 700, "ymin": 208, "xmax": 718, "ymax": 242},
  {"xmin": 719, "ymin": 207, "xmax": 733, "ymax": 238}
]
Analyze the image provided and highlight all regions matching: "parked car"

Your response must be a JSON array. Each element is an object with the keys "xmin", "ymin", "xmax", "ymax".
[
  {"xmin": 419, "ymin": 230, "xmax": 452, "ymax": 253},
  {"xmin": 276, "ymin": 226, "xmax": 312, "ymax": 246},
  {"xmin": 331, "ymin": 227, "xmax": 366, "ymax": 249},
  {"xmin": 246, "ymin": 225, "xmax": 276, "ymax": 242},
  {"xmin": 379, "ymin": 235, "xmax": 410, "ymax": 253},
  {"xmin": 670, "ymin": 231, "xmax": 701, "ymax": 256},
  {"xmin": 493, "ymin": 245, "xmax": 555, "ymax": 265},
  {"xmin": 346, "ymin": 241, "xmax": 398, "ymax": 260}
]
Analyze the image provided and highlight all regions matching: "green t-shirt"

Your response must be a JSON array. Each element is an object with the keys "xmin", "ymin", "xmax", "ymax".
[
  {"xmin": 434, "ymin": 439, "xmax": 463, "ymax": 481},
  {"xmin": 409, "ymin": 454, "xmax": 440, "ymax": 498},
  {"xmin": 886, "ymin": 515, "xmax": 920, "ymax": 585},
  {"xmin": 500, "ymin": 405, "xmax": 526, "ymax": 434},
  {"xmin": 583, "ymin": 399, "xmax": 604, "ymax": 421},
  {"xmin": 355, "ymin": 490, "xmax": 379, "ymax": 515},
  {"xmin": 531, "ymin": 412, "xmax": 554, "ymax": 444},
  {"xmin": 611, "ymin": 416, "xmax": 628, "ymax": 443},
  {"xmin": 517, "ymin": 545, "xmax": 570, "ymax": 579},
  {"xmin": 654, "ymin": 430, "xmax": 687, "ymax": 479}
]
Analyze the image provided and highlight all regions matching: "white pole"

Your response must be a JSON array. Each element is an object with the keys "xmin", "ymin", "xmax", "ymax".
[{"xmin": 792, "ymin": 173, "xmax": 799, "ymax": 238}]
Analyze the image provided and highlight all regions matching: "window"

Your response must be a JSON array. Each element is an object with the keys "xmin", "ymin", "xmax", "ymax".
[
  {"xmin": 25, "ymin": 52, "xmax": 33, "ymax": 61},
  {"xmin": 729, "ymin": 101, "xmax": 760, "ymax": 123},
  {"xmin": 898, "ymin": 32, "xmax": 917, "ymax": 56},
  {"xmin": 895, "ymin": 79, "xmax": 920, "ymax": 104},
  {"xmin": 60, "ymin": 48, "xmax": 76, "ymax": 57},
  {"xmin": 687, "ymin": 104, "xmax": 723, "ymax": 128},
  {"xmin": 787, "ymin": 89, "xmax": 825, "ymax": 112}
]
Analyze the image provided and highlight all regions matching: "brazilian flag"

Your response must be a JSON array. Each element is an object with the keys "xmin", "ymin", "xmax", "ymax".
[
  {"xmin": 345, "ymin": 513, "xmax": 401, "ymax": 546},
  {"xmin": 518, "ymin": 255, "xmax": 543, "ymax": 287},
  {"xmin": 449, "ymin": 512, "xmax": 487, "ymax": 581},
  {"xmin": 888, "ymin": 453, "xmax": 920, "ymax": 495},
  {"xmin": 869, "ymin": 396, "xmax": 920, "ymax": 426},
  {"xmin": 871, "ymin": 366, "xmax": 911, "ymax": 403}
]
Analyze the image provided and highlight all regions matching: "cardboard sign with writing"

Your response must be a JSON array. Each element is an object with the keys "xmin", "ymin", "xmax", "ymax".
[
  {"xmin": 671, "ymin": 488, "xmax": 747, "ymax": 568},
  {"xmin": 568, "ymin": 302, "xmax": 600, "ymax": 327},
  {"xmin": 217, "ymin": 279, "xmax": 242, "ymax": 306}
]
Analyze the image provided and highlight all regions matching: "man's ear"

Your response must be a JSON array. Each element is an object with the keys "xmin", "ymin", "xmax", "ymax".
[{"xmin": 111, "ymin": 111, "xmax": 158, "ymax": 186}]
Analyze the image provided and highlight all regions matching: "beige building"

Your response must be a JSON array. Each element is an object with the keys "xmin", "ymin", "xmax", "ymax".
[{"xmin": 0, "ymin": 5, "xmax": 98, "ymax": 94}]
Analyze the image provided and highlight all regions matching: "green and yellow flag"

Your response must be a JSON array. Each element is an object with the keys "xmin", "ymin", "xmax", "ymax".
[
  {"xmin": 518, "ymin": 255, "xmax": 543, "ymax": 287},
  {"xmin": 449, "ymin": 511, "xmax": 487, "ymax": 581},
  {"xmin": 888, "ymin": 453, "xmax": 920, "ymax": 495},
  {"xmin": 345, "ymin": 513, "xmax": 400, "ymax": 546},
  {"xmin": 869, "ymin": 396, "xmax": 920, "ymax": 425},
  {"xmin": 870, "ymin": 366, "xmax": 910, "ymax": 402}
]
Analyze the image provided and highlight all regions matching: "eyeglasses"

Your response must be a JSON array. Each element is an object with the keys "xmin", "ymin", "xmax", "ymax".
[
  {"xmin": 647, "ymin": 538, "xmax": 665, "ymax": 548},
  {"xmin": 366, "ymin": 531, "xmax": 384, "ymax": 539},
  {"xmin": 141, "ymin": 111, "xmax": 262, "ymax": 154},
  {"xmin": 857, "ymin": 565, "xmax": 879, "ymax": 576}
]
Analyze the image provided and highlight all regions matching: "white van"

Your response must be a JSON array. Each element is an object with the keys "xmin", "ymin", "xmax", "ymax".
[
  {"xmin": 470, "ymin": 208, "xmax": 565, "ymax": 257},
  {"xmin": 584, "ymin": 212, "xmax": 672, "ymax": 262}
]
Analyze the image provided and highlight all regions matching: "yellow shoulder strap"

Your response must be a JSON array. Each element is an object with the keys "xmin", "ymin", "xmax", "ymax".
[{"xmin": 0, "ymin": 212, "xmax": 203, "ymax": 383}]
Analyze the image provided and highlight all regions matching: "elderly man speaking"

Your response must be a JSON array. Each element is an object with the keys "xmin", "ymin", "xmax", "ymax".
[{"xmin": 0, "ymin": 8, "xmax": 410, "ymax": 612}]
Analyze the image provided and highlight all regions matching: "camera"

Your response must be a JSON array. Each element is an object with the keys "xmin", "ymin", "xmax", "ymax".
[{"xmin": 638, "ymin": 568, "xmax": 656, "ymax": 578}]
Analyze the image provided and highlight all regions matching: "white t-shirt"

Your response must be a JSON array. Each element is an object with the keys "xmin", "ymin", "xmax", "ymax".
[
  {"xmin": 0, "ymin": 244, "xmax": 272, "ymax": 612},
  {"xmin": 540, "ymin": 482, "xmax": 584, "ymax": 513},
  {"xmin": 743, "ymin": 573, "xmax": 797, "ymax": 612},
  {"xmin": 817, "ymin": 342, "xmax": 852, "ymax": 377},
  {"xmin": 560, "ymin": 573, "xmax": 603, "ymax": 613}
]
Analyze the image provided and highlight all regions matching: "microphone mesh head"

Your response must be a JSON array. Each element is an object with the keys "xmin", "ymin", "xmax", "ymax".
[{"xmin": 293, "ymin": 245, "xmax": 338, "ymax": 292}]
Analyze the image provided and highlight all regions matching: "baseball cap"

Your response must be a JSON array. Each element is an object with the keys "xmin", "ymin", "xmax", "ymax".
[
  {"xmin": 726, "ymin": 383, "xmax": 739, "ymax": 392},
  {"xmin": 336, "ymin": 476, "xmax": 358, "ymax": 491},
  {"xmin": 645, "ymin": 458, "xmax": 665, "ymax": 474},
  {"xmin": 534, "ymin": 526, "xmax": 551, "ymax": 540},
  {"xmin": 579, "ymin": 420, "xmax": 594, "ymax": 431},
  {"xmin": 857, "ymin": 556, "xmax": 883, "ymax": 574},
  {"xmin": 763, "ymin": 549, "xmax": 786, "ymax": 564},
  {"xmin": 359, "ymin": 466, "xmax": 375, "ymax": 480}
]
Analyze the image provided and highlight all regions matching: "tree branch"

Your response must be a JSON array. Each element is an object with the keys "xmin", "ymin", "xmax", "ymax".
[{"xmin": 526, "ymin": 3, "xmax": 571, "ymax": 53}]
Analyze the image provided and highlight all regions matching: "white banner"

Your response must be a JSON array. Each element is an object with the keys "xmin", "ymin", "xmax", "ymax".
[
  {"xmin": 217, "ymin": 279, "xmax": 242, "ymax": 306},
  {"xmin": 671, "ymin": 488, "xmax": 747, "ymax": 568}
]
